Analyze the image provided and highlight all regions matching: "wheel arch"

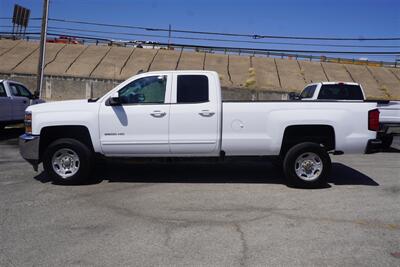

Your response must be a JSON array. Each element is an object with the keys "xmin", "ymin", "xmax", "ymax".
[
  {"xmin": 280, "ymin": 124, "xmax": 336, "ymax": 156},
  {"xmin": 39, "ymin": 125, "xmax": 94, "ymax": 160}
]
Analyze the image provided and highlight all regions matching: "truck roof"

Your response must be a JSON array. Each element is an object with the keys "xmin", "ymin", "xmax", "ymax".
[
  {"xmin": 142, "ymin": 70, "xmax": 218, "ymax": 75},
  {"xmin": 0, "ymin": 79, "xmax": 26, "ymax": 85},
  {"xmin": 308, "ymin": 81, "xmax": 360, "ymax": 86}
]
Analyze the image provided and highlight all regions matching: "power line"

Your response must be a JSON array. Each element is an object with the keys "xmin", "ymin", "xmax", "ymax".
[
  {"xmin": 49, "ymin": 18, "xmax": 154, "ymax": 31},
  {"xmin": 4, "ymin": 31, "xmax": 398, "ymax": 55},
  {"xmin": 2, "ymin": 17, "xmax": 400, "ymax": 41},
  {"xmin": 0, "ymin": 17, "xmax": 41, "ymax": 20},
  {"xmin": 30, "ymin": 26, "xmax": 400, "ymax": 48},
  {"xmin": 3, "ymin": 25, "xmax": 400, "ymax": 49},
  {"xmin": 48, "ymin": 18, "xmax": 400, "ymax": 41},
  {"xmin": 0, "ymin": 26, "xmax": 41, "ymax": 29}
]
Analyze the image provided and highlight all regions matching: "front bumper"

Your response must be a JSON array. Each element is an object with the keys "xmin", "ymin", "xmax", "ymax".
[{"xmin": 19, "ymin": 134, "xmax": 40, "ymax": 171}]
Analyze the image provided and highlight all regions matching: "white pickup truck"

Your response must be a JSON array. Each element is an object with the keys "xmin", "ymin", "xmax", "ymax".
[
  {"xmin": 0, "ymin": 80, "xmax": 44, "ymax": 130},
  {"xmin": 293, "ymin": 82, "xmax": 400, "ymax": 148},
  {"xmin": 20, "ymin": 71, "xmax": 382, "ymax": 188}
]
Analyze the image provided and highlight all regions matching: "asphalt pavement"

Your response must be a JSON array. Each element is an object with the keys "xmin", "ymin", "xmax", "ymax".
[{"xmin": 0, "ymin": 127, "xmax": 399, "ymax": 266}]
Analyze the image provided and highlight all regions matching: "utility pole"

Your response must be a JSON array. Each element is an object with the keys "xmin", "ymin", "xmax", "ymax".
[
  {"xmin": 168, "ymin": 24, "xmax": 171, "ymax": 49},
  {"xmin": 36, "ymin": 0, "xmax": 49, "ymax": 98}
]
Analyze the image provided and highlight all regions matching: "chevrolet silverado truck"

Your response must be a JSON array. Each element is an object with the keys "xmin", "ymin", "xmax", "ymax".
[
  {"xmin": 292, "ymin": 81, "xmax": 400, "ymax": 148},
  {"xmin": 0, "ymin": 80, "xmax": 44, "ymax": 130},
  {"xmin": 20, "ymin": 71, "xmax": 382, "ymax": 188}
]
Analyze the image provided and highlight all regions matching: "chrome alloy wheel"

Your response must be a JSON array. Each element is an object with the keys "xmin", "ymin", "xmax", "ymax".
[
  {"xmin": 51, "ymin": 148, "xmax": 80, "ymax": 179},
  {"xmin": 294, "ymin": 152, "xmax": 323, "ymax": 181}
]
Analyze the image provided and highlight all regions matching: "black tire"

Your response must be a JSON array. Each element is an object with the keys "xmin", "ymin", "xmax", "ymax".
[
  {"xmin": 283, "ymin": 142, "xmax": 331, "ymax": 189},
  {"xmin": 43, "ymin": 138, "xmax": 93, "ymax": 185}
]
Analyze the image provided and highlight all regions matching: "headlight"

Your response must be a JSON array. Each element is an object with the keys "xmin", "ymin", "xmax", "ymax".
[{"xmin": 24, "ymin": 111, "xmax": 32, "ymax": 134}]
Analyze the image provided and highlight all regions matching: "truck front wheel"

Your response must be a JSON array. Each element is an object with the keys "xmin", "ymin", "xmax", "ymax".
[
  {"xmin": 43, "ymin": 138, "xmax": 93, "ymax": 185},
  {"xmin": 283, "ymin": 142, "xmax": 331, "ymax": 188}
]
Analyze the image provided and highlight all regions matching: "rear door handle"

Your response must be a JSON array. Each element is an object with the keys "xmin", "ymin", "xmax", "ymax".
[
  {"xmin": 23, "ymin": 100, "xmax": 27, "ymax": 104},
  {"xmin": 199, "ymin": 110, "xmax": 215, "ymax": 117},
  {"xmin": 150, "ymin": 110, "xmax": 166, "ymax": 118}
]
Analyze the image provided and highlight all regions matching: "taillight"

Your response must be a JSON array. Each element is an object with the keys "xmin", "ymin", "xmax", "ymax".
[
  {"xmin": 24, "ymin": 111, "xmax": 32, "ymax": 134},
  {"xmin": 368, "ymin": 109, "xmax": 380, "ymax": 131}
]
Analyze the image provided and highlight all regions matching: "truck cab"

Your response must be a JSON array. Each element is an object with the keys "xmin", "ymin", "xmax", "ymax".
[
  {"xmin": 299, "ymin": 82, "xmax": 365, "ymax": 101},
  {"xmin": 100, "ymin": 71, "xmax": 220, "ymax": 156}
]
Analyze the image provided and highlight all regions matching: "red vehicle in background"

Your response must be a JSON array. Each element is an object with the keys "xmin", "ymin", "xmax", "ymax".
[{"xmin": 47, "ymin": 35, "xmax": 82, "ymax": 44}]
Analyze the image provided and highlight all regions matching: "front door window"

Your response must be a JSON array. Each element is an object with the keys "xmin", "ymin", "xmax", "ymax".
[{"xmin": 119, "ymin": 75, "xmax": 167, "ymax": 104}]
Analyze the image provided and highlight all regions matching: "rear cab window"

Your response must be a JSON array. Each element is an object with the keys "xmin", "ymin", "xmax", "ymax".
[
  {"xmin": 177, "ymin": 75, "xmax": 209, "ymax": 103},
  {"xmin": 318, "ymin": 84, "xmax": 364, "ymax": 100}
]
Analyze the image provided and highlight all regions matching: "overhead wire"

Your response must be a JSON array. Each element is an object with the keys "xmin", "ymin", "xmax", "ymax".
[
  {"xmin": 31, "ymin": 26, "xmax": 400, "ymax": 48},
  {"xmin": 5, "ymin": 30, "xmax": 397, "ymax": 55},
  {"xmin": 49, "ymin": 18, "xmax": 400, "ymax": 41}
]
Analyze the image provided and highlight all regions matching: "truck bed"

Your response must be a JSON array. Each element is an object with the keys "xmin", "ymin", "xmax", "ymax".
[{"xmin": 221, "ymin": 101, "xmax": 377, "ymax": 156}]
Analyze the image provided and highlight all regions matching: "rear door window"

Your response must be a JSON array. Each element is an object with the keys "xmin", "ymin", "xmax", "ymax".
[
  {"xmin": 318, "ymin": 84, "xmax": 364, "ymax": 100},
  {"xmin": 16, "ymin": 84, "xmax": 32, "ymax": 98},
  {"xmin": 9, "ymin": 83, "xmax": 32, "ymax": 98},
  {"xmin": 9, "ymin": 84, "xmax": 19, "ymax": 96},
  {"xmin": 177, "ymin": 75, "xmax": 209, "ymax": 103}
]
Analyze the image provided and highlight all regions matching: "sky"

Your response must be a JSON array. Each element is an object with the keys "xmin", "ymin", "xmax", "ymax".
[{"xmin": 1, "ymin": 0, "xmax": 399, "ymax": 61}]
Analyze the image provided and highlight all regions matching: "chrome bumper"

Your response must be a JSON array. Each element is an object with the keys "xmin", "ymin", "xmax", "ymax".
[{"xmin": 19, "ymin": 134, "xmax": 40, "ymax": 171}]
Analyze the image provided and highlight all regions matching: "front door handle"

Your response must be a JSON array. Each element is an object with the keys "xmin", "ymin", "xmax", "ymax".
[
  {"xmin": 150, "ymin": 110, "xmax": 166, "ymax": 118},
  {"xmin": 199, "ymin": 110, "xmax": 215, "ymax": 117}
]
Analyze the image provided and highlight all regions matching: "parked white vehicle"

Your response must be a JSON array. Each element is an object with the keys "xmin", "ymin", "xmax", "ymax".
[
  {"xmin": 0, "ymin": 80, "xmax": 44, "ymax": 130},
  {"xmin": 293, "ymin": 82, "xmax": 400, "ymax": 148},
  {"xmin": 20, "ymin": 71, "xmax": 382, "ymax": 188}
]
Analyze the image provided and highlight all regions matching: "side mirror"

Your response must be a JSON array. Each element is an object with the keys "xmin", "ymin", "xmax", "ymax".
[
  {"xmin": 32, "ymin": 91, "xmax": 39, "ymax": 100},
  {"xmin": 108, "ymin": 92, "xmax": 121, "ymax": 106},
  {"xmin": 288, "ymin": 92, "xmax": 301, "ymax": 100}
]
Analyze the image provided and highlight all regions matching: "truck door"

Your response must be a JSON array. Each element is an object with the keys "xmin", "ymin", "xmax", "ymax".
[
  {"xmin": 8, "ymin": 83, "xmax": 31, "ymax": 121},
  {"xmin": 0, "ymin": 82, "xmax": 12, "ymax": 122},
  {"xmin": 99, "ymin": 74, "xmax": 172, "ymax": 155},
  {"xmin": 169, "ymin": 73, "xmax": 220, "ymax": 154}
]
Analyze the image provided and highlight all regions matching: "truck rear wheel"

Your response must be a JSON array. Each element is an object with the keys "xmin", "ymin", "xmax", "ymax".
[
  {"xmin": 283, "ymin": 142, "xmax": 331, "ymax": 188},
  {"xmin": 43, "ymin": 138, "xmax": 93, "ymax": 185}
]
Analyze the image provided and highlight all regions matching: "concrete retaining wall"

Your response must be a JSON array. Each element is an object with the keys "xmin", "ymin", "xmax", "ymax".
[
  {"xmin": 0, "ymin": 39, "xmax": 399, "ymax": 100},
  {"xmin": 251, "ymin": 57, "xmax": 280, "ymax": 90},
  {"xmin": 177, "ymin": 51, "xmax": 205, "ymax": 70}
]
